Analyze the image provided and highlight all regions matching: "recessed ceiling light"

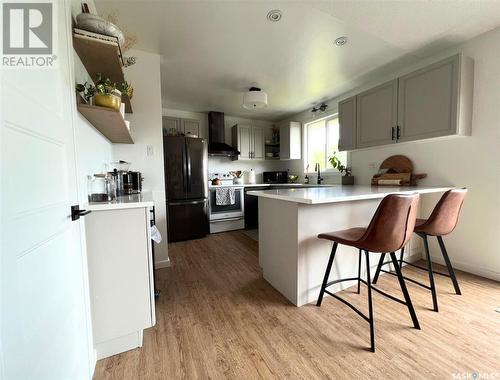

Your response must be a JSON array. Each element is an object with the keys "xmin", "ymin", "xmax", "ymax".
[
  {"xmin": 334, "ymin": 36, "xmax": 348, "ymax": 46},
  {"xmin": 267, "ymin": 10, "xmax": 282, "ymax": 22}
]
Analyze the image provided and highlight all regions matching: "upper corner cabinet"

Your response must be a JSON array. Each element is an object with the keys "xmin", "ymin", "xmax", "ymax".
[
  {"xmin": 338, "ymin": 97, "xmax": 356, "ymax": 151},
  {"xmin": 279, "ymin": 122, "xmax": 301, "ymax": 160},
  {"xmin": 356, "ymin": 79, "xmax": 398, "ymax": 149},
  {"xmin": 397, "ymin": 54, "xmax": 473, "ymax": 142}
]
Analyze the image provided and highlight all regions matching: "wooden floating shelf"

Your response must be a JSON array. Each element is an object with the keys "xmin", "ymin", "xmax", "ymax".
[
  {"xmin": 73, "ymin": 29, "xmax": 133, "ymax": 113},
  {"xmin": 77, "ymin": 103, "xmax": 133, "ymax": 144}
]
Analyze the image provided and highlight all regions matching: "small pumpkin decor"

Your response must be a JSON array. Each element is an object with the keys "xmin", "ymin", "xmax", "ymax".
[{"xmin": 76, "ymin": 73, "xmax": 131, "ymax": 111}]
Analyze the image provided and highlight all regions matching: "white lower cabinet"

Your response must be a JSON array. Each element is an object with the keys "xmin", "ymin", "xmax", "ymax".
[{"xmin": 85, "ymin": 205, "xmax": 156, "ymax": 360}]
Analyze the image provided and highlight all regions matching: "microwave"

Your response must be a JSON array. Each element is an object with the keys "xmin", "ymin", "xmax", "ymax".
[{"xmin": 263, "ymin": 171, "xmax": 288, "ymax": 184}]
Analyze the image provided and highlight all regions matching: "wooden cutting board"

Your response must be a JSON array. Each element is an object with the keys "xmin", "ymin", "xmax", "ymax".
[{"xmin": 372, "ymin": 155, "xmax": 426, "ymax": 186}]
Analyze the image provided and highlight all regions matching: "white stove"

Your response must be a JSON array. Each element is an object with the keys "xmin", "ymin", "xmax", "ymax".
[
  {"xmin": 208, "ymin": 172, "xmax": 241, "ymax": 187},
  {"xmin": 207, "ymin": 172, "xmax": 245, "ymax": 233}
]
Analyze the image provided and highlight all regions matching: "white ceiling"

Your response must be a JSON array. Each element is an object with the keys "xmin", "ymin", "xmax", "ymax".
[{"xmin": 95, "ymin": 1, "xmax": 500, "ymax": 121}]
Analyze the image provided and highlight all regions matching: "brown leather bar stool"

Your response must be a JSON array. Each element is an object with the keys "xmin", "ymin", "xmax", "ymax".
[
  {"xmin": 316, "ymin": 194, "xmax": 421, "ymax": 352},
  {"xmin": 373, "ymin": 189, "xmax": 467, "ymax": 312}
]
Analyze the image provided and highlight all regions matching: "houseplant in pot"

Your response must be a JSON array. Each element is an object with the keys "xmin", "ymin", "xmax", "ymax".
[
  {"xmin": 328, "ymin": 152, "xmax": 354, "ymax": 185},
  {"xmin": 76, "ymin": 73, "xmax": 131, "ymax": 111}
]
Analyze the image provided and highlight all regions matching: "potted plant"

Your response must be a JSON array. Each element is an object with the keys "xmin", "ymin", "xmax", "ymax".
[
  {"xmin": 328, "ymin": 152, "xmax": 354, "ymax": 185},
  {"xmin": 76, "ymin": 73, "xmax": 131, "ymax": 111}
]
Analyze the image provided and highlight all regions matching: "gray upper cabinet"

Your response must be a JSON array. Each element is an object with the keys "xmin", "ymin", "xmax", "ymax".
[
  {"xmin": 279, "ymin": 121, "xmax": 301, "ymax": 159},
  {"xmin": 338, "ymin": 97, "xmax": 356, "ymax": 151},
  {"xmin": 252, "ymin": 126, "xmax": 265, "ymax": 160},
  {"xmin": 182, "ymin": 119, "xmax": 201, "ymax": 137},
  {"xmin": 162, "ymin": 117, "xmax": 182, "ymax": 135},
  {"xmin": 232, "ymin": 124, "xmax": 252, "ymax": 159},
  {"xmin": 398, "ymin": 54, "xmax": 469, "ymax": 142},
  {"xmin": 356, "ymin": 79, "xmax": 398, "ymax": 148},
  {"xmin": 163, "ymin": 117, "xmax": 201, "ymax": 137},
  {"xmin": 339, "ymin": 53, "xmax": 473, "ymax": 151},
  {"xmin": 231, "ymin": 124, "xmax": 264, "ymax": 160}
]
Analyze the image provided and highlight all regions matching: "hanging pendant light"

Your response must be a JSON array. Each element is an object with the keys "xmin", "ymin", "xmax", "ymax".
[{"xmin": 243, "ymin": 87, "xmax": 268, "ymax": 109}]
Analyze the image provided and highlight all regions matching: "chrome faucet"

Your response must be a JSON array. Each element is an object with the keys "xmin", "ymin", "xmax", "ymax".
[{"xmin": 315, "ymin": 163, "xmax": 323, "ymax": 184}]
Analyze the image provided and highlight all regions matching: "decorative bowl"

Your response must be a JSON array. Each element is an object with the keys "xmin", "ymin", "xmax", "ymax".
[
  {"xmin": 288, "ymin": 175, "xmax": 299, "ymax": 183},
  {"xmin": 76, "ymin": 13, "xmax": 125, "ymax": 47}
]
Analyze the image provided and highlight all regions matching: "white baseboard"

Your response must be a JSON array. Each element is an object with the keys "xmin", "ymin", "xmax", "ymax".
[
  {"xmin": 95, "ymin": 331, "xmax": 143, "ymax": 360},
  {"xmin": 155, "ymin": 258, "xmax": 171, "ymax": 269},
  {"xmin": 431, "ymin": 256, "xmax": 500, "ymax": 282}
]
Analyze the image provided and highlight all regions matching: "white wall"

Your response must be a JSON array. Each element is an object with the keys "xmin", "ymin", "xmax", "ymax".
[
  {"xmin": 113, "ymin": 49, "xmax": 169, "ymax": 267},
  {"xmin": 281, "ymin": 27, "xmax": 500, "ymax": 280},
  {"xmin": 71, "ymin": 1, "xmax": 109, "ymax": 376},
  {"xmin": 73, "ymin": 51, "xmax": 114, "ymax": 201},
  {"xmin": 162, "ymin": 109, "xmax": 302, "ymax": 182}
]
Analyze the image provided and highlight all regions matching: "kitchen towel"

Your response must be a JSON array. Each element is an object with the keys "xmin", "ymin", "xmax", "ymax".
[
  {"xmin": 150, "ymin": 225, "xmax": 162, "ymax": 243},
  {"xmin": 215, "ymin": 187, "xmax": 236, "ymax": 205}
]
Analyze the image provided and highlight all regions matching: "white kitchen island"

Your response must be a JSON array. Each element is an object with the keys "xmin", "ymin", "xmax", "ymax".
[{"xmin": 247, "ymin": 185, "xmax": 452, "ymax": 307}]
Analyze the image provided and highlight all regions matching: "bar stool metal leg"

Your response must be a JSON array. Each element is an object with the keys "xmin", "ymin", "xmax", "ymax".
[
  {"xmin": 437, "ymin": 236, "xmax": 462, "ymax": 295},
  {"xmin": 399, "ymin": 246, "xmax": 405, "ymax": 269},
  {"xmin": 421, "ymin": 233, "xmax": 439, "ymax": 312},
  {"xmin": 316, "ymin": 242, "xmax": 338, "ymax": 307},
  {"xmin": 365, "ymin": 250, "xmax": 375, "ymax": 352},
  {"xmin": 389, "ymin": 252, "xmax": 421, "ymax": 329},
  {"xmin": 357, "ymin": 249, "xmax": 362, "ymax": 294},
  {"xmin": 372, "ymin": 253, "xmax": 386, "ymax": 284}
]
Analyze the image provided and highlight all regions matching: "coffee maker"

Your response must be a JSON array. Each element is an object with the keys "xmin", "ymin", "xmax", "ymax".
[
  {"xmin": 111, "ymin": 170, "xmax": 143, "ymax": 195},
  {"xmin": 108, "ymin": 161, "xmax": 143, "ymax": 196}
]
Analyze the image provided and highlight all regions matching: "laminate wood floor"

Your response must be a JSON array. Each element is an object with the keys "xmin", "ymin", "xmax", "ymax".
[{"xmin": 94, "ymin": 231, "xmax": 500, "ymax": 380}]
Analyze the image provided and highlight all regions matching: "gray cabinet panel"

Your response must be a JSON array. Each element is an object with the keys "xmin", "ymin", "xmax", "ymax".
[
  {"xmin": 398, "ymin": 55, "xmax": 459, "ymax": 142},
  {"xmin": 252, "ymin": 126, "xmax": 265, "ymax": 160},
  {"xmin": 338, "ymin": 96, "xmax": 356, "ymax": 151},
  {"xmin": 232, "ymin": 124, "xmax": 252, "ymax": 159},
  {"xmin": 182, "ymin": 119, "xmax": 201, "ymax": 137},
  {"xmin": 162, "ymin": 117, "xmax": 182, "ymax": 135},
  {"xmin": 279, "ymin": 122, "xmax": 301, "ymax": 159},
  {"xmin": 356, "ymin": 79, "xmax": 398, "ymax": 148}
]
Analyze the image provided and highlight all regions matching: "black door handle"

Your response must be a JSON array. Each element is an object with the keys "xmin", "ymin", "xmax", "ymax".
[
  {"xmin": 391, "ymin": 127, "xmax": 395, "ymax": 140},
  {"xmin": 71, "ymin": 205, "xmax": 91, "ymax": 221},
  {"xmin": 397, "ymin": 126, "xmax": 401, "ymax": 140}
]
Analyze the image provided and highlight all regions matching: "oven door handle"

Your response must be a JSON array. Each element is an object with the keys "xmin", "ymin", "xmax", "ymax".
[
  {"xmin": 210, "ymin": 217, "xmax": 243, "ymax": 223},
  {"xmin": 169, "ymin": 200, "xmax": 207, "ymax": 206}
]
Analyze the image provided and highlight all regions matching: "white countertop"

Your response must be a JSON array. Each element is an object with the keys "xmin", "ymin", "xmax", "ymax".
[
  {"xmin": 247, "ymin": 185, "xmax": 453, "ymax": 204},
  {"xmin": 86, "ymin": 191, "xmax": 155, "ymax": 211}
]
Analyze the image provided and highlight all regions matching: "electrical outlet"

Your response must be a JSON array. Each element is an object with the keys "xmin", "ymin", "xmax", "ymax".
[
  {"xmin": 368, "ymin": 162, "xmax": 377, "ymax": 169},
  {"xmin": 146, "ymin": 145, "xmax": 154, "ymax": 157}
]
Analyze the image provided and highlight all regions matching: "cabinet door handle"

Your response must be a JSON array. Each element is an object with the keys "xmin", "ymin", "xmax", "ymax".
[
  {"xmin": 391, "ymin": 127, "xmax": 395, "ymax": 140},
  {"xmin": 397, "ymin": 126, "xmax": 401, "ymax": 140}
]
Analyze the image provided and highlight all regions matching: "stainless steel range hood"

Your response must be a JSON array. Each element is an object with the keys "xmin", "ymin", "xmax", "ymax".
[{"xmin": 208, "ymin": 111, "xmax": 239, "ymax": 157}]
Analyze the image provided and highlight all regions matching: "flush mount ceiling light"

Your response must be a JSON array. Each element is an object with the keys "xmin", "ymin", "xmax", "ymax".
[
  {"xmin": 334, "ymin": 36, "xmax": 348, "ymax": 46},
  {"xmin": 243, "ymin": 87, "xmax": 268, "ymax": 109},
  {"xmin": 267, "ymin": 9, "xmax": 282, "ymax": 22}
]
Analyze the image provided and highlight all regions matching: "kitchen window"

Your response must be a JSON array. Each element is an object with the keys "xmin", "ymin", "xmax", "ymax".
[{"xmin": 304, "ymin": 115, "xmax": 347, "ymax": 173}]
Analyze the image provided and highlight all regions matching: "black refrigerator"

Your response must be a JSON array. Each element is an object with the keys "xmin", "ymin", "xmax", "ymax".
[{"xmin": 164, "ymin": 136, "xmax": 209, "ymax": 242}]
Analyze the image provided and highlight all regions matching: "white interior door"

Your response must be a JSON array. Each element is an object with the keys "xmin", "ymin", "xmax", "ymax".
[{"xmin": 1, "ymin": 1, "xmax": 92, "ymax": 379}]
